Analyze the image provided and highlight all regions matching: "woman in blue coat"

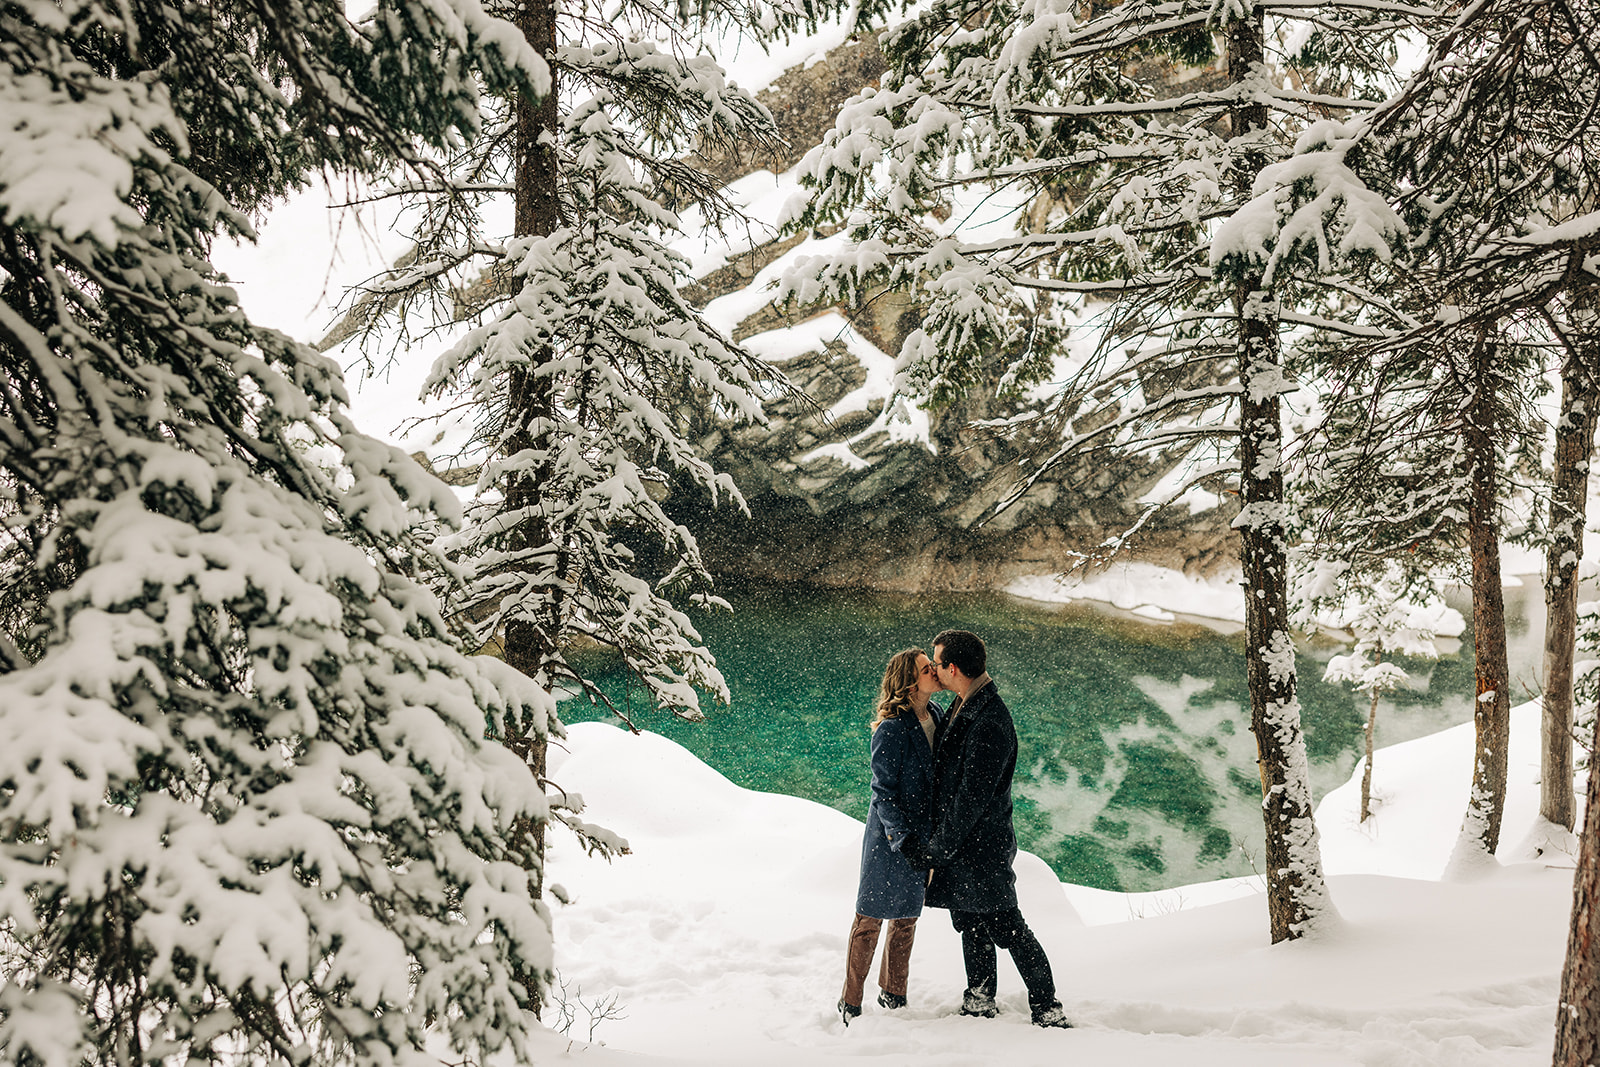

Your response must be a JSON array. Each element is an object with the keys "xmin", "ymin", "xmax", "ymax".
[{"xmin": 837, "ymin": 647, "xmax": 941, "ymax": 1025}]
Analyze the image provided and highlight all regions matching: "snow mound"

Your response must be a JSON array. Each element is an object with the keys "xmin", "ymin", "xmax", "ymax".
[
  {"xmin": 1006, "ymin": 563, "xmax": 1247, "ymax": 625},
  {"xmin": 541, "ymin": 719, "xmax": 1575, "ymax": 1065},
  {"xmin": 1316, "ymin": 700, "xmax": 1581, "ymax": 881}
]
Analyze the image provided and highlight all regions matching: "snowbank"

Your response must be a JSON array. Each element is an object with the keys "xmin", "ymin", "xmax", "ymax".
[
  {"xmin": 539, "ymin": 718, "xmax": 1577, "ymax": 1065},
  {"xmin": 1006, "ymin": 563, "xmax": 1249, "ymax": 624},
  {"xmin": 1316, "ymin": 699, "xmax": 1580, "ymax": 880}
]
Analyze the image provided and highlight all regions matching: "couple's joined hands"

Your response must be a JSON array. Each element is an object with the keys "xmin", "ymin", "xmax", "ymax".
[{"xmin": 898, "ymin": 833, "xmax": 934, "ymax": 870}]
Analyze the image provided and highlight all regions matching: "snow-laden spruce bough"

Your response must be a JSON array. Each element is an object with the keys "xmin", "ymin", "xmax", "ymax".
[
  {"xmin": 0, "ymin": 1, "xmax": 570, "ymax": 1064},
  {"xmin": 775, "ymin": 0, "xmax": 1423, "ymax": 945}
]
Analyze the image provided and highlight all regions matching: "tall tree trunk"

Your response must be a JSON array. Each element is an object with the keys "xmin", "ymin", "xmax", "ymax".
[
  {"xmin": 1361, "ymin": 681, "xmax": 1379, "ymax": 823},
  {"xmin": 1542, "ymin": 350, "xmax": 1598, "ymax": 831},
  {"xmin": 515, "ymin": 0, "xmax": 561, "ymax": 244},
  {"xmin": 1553, "ymin": 709, "xmax": 1600, "ymax": 1066},
  {"xmin": 1227, "ymin": 5, "xmax": 1335, "ymax": 943},
  {"xmin": 1455, "ymin": 332, "xmax": 1512, "ymax": 865},
  {"xmin": 503, "ymin": 0, "xmax": 562, "ymax": 1019}
]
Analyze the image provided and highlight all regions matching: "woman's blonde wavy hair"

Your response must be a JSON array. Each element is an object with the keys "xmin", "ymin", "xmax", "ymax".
[{"xmin": 869, "ymin": 648, "xmax": 925, "ymax": 731}]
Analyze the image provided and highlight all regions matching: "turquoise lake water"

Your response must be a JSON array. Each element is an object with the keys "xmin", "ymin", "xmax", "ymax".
[{"xmin": 561, "ymin": 580, "xmax": 1521, "ymax": 892}]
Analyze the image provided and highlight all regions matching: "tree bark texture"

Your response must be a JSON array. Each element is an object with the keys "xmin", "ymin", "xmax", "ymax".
[
  {"xmin": 1361, "ymin": 686, "xmax": 1378, "ymax": 823},
  {"xmin": 514, "ymin": 0, "xmax": 560, "ymax": 241},
  {"xmin": 1227, "ymin": 6, "xmax": 1334, "ymax": 944},
  {"xmin": 1553, "ymin": 710, "xmax": 1600, "ymax": 1066},
  {"xmin": 1542, "ymin": 354, "xmax": 1597, "ymax": 831},
  {"xmin": 503, "ymin": 0, "xmax": 562, "ymax": 1019},
  {"xmin": 1464, "ymin": 334, "xmax": 1511, "ymax": 857}
]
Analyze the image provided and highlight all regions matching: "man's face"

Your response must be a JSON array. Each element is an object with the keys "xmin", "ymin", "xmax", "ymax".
[{"xmin": 931, "ymin": 644, "xmax": 952, "ymax": 691}]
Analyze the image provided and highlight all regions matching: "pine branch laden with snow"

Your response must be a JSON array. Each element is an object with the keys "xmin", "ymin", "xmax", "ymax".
[
  {"xmin": 775, "ymin": 0, "xmax": 1438, "ymax": 532},
  {"xmin": 783, "ymin": 0, "xmax": 1427, "ymax": 939},
  {"xmin": 1287, "ymin": 0, "xmax": 1600, "ymax": 882},
  {"xmin": 1363, "ymin": 0, "xmax": 1600, "ymax": 322},
  {"xmin": 1209, "ymin": 120, "xmax": 1405, "ymax": 292},
  {"xmin": 0, "ymin": 2, "xmax": 570, "ymax": 1064},
  {"xmin": 0, "ymin": 473, "xmax": 559, "ymax": 1067},
  {"xmin": 348, "ymin": 0, "xmax": 795, "ymax": 724}
]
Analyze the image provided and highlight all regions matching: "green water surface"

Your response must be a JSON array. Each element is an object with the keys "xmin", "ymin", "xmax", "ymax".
[{"xmin": 562, "ymin": 580, "xmax": 1483, "ymax": 892}]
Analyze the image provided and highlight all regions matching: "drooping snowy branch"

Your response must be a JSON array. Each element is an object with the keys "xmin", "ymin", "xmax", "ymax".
[{"xmin": 0, "ymin": 1, "xmax": 571, "ymax": 1063}]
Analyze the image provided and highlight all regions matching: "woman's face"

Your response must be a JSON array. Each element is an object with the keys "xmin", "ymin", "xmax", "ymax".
[{"xmin": 914, "ymin": 653, "xmax": 941, "ymax": 698}]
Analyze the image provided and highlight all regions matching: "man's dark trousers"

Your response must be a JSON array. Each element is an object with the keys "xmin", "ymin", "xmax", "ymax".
[{"xmin": 952, "ymin": 906, "xmax": 1056, "ymax": 1011}]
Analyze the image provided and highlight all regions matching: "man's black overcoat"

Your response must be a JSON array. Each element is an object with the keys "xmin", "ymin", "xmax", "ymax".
[{"xmin": 924, "ymin": 679, "xmax": 1019, "ymax": 913}]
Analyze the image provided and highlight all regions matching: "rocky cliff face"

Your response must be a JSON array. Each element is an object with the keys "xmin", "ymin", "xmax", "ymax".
[
  {"xmin": 393, "ymin": 33, "xmax": 1240, "ymax": 595},
  {"xmin": 675, "ymin": 355, "xmax": 1238, "ymax": 593},
  {"xmin": 669, "ymin": 37, "xmax": 1238, "ymax": 594}
]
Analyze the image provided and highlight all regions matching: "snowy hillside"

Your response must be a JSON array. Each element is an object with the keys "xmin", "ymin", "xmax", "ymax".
[{"xmin": 531, "ymin": 703, "xmax": 1579, "ymax": 1065}]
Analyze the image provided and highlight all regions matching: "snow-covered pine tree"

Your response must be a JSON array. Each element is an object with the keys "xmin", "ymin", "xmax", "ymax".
[
  {"xmin": 1298, "ymin": 0, "xmax": 1600, "ymax": 870},
  {"xmin": 1314, "ymin": 565, "xmax": 1445, "ymax": 822},
  {"xmin": 781, "ymin": 0, "xmax": 1432, "ymax": 941},
  {"xmin": 334, "ymin": 0, "xmax": 805, "ymax": 1008},
  {"xmin": 0, "ymin": 1, "xmax": 579, "ymax": 1063},
  {"xmin": 344, "ymin": 0, "xmax": 807, "ymax": 721}
]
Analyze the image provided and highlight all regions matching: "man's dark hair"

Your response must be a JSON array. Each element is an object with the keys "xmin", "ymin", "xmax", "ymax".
[{"xmin": 932, "ymin": 629, "xmax": 986, "ymax": 677}]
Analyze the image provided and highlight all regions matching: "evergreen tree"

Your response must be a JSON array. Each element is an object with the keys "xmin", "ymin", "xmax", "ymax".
[
  {"xmin": 0, "ymin": 1, "xmax": 574, "ymax": 1063},
  {"xmin": 347, "ymin": 0, "xmax": 789, "ymax": 721},
  {"xmin": 336, "ymin": 0, "xmax": 803, "ymax": 1011},
  {"xmin": 781, "ymin": 0, "xmax": 1430, "ymax": 941},
  {"xmin": 1304, "ymin": 0, "xmax": 1600, "ymax": 868},
  {"xmin": 1315, "ymin": 565, "xmax": 1445, "ymax": 823}
]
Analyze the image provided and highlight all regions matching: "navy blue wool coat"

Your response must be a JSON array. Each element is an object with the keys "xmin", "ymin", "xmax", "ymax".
[
  {"xmin": 925, "ymin": 679, "xmax": 1020, "ymax": 913},
  {"xmin": 855, "ymin": 708, "xmax": 940, "ymax": 919}
]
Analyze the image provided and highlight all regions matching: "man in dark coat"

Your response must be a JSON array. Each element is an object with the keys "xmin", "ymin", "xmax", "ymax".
[{"xmin": 908, "ymin": 629, "xmax": 1070, "ymax": 1028}]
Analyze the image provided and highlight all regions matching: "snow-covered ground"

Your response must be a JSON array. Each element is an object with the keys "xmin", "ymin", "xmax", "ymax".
[
  {"xmin": 1001, "ymin": 543, "xmax": 1600, "ymax": 637},
  {"xmin": 533, "ymin": 694, "xmax": 1580, "ymax": 1066},
  {"xmin": 1006, "ymin": 563, "xmax": 1255, "ymax": 626}
]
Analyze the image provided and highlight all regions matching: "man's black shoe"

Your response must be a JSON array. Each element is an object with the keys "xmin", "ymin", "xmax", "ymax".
[
  {"xmin": 1032, "ymin": 1003, "xmax": 1072, "ymax": 1028},
  {"xmin": 959, "ymin": 989, "xmax": 999, "ymax": 1018},
  {"xmin": 838, "ymin": 998, "xmax": 862, "ymax": 1026},
  {"xmin": 877, "ymin": 991, "xmax": 908, "ymax": 1010}
]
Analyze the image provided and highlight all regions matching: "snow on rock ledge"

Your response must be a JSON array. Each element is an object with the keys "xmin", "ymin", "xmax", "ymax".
[{"xmin": 1006, "ymin": 563, "xmax": 1247, "ymax": 625}]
